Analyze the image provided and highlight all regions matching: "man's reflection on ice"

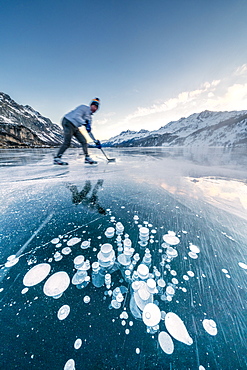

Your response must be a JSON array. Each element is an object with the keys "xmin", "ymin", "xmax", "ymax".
[{"xmin": 67, "ymin": 179, "xmax": 106, "ymax": 214}]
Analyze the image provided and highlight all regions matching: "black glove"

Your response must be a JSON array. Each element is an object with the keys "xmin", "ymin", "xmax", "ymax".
[
  {"xmin": 85, "ymin": 120, "xmax": 91, "ymax": 133},
  {"xmin": 95, "ymin": 140, "xmax": 102, "ymax": 149}
]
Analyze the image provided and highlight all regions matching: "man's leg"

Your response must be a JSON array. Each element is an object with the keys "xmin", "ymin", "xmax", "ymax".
[
  {"xmin": 54, "ymin": 118, "xmax": 74, "ymax": 165},
  {"xmin": 56, "ymin": 118, "xmax": 74, "ymax": 157},
  {"xmin": 73, "ymin": 129, "xmax": 88, "ymax": 156}
]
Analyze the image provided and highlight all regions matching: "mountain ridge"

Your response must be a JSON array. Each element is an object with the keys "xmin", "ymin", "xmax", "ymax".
[{"xmin": 103, "ymin": 109, "xmax": 247, "ymax": 148}]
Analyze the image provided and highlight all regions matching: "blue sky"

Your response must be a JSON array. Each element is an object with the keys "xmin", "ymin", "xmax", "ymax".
[{"xmin": 1, "ymin": 0, "xmax": 247, "ymax": 139}]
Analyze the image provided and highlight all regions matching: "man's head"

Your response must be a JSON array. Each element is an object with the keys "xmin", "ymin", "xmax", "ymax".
[{"xmin": 90, "ymin": 98, "xmax": 100, "ymax": 113}]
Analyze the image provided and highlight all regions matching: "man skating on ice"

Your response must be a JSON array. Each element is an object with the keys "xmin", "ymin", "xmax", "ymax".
[{"xmin": 54, "ymin": 98, "xmax": 102, "ymax": 165}]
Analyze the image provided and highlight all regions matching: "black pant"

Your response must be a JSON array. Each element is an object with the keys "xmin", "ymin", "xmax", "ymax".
[{"xmin": 56, "ymin": 117, "xmax": 88, "ymax": 157}]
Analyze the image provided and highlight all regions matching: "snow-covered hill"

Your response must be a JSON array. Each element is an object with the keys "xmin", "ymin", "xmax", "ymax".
[
  {"xmin": 0, "ymin": 93, "xmax": 65, "ymax": 147},
  {"xmin": 104, "ymin": 110, "xmax": 247, "ymax": 148}
]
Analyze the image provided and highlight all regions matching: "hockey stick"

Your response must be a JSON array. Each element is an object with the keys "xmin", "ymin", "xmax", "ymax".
[{"xmin": 100, "ymin": 148, "xmax": 116, "ymax": 162}]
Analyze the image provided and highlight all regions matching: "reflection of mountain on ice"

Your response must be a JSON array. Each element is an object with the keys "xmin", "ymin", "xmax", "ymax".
[{"xmin": 104, "ymin": 110, "xmax": 247, "ymax": 148}]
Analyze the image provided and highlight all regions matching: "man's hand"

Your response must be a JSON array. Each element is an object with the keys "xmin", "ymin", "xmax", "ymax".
[
  {"xmin": 85, "ymin": 120, "xmax": 91, "ymax": 133},
  {"xmin": 95, "ymin": 140, "xmax": 102, "ymax": 149}
]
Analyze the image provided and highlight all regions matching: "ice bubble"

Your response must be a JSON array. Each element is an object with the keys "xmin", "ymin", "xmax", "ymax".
[
  {"xmin": 158, "ymin": 331, "xmax": 174, "ymax": 354},
  {"xmin": 23, "ymin": 263, "xmax": 51, "ymax": 287},
  {"xmin": 74, "ymin": 338, "xmax": 82, "ymax": 350},
  {"xmin": 199, "ymin": 366, "xmax": 206, "ymax": 370},
  {"xmin": 170, "ymin": 270, "xmax": 177, "ymax": 276},
  {"xmin": 133, "ymin": 215, "xmax": 139, "ymax": 221},
  {"xmin": 202, "ymin": 319, "xmax": 217, "ymax": 336},
  {"xmin": 64, "ymin": 358, "xmax": 75, "ymax": 370},
  {"xmin": 54, "ymin": 252, "xmax": 63, "ymax": 262},
  {"xmin": 105, "ymin": 227, "xmax": 115, "ymax": 238},
  {"xmin": 62, "ymin": 247, "xmax": 72, "ymax": 255},
  {"xmin": 83, "ymin": 295, "xmax": 90, "ymax": 304},
  {"xmin": 51, "ymin": 238, "xmax": 60, "ymax": 244},
  {"xmin": 238, "ymin": 262, "xmax": 247, "ymax": 269},
  {"xmin": 166, "ymin": 286, "xmax": 175, "ymax": 296},
  {"xmin": 116, "ymin": 222, "xmax": 124, "ymax": 234},
  {"xmin": 111, "ymin": 300, "xmax": 121, "ymax": 309},
  {"xmin": 137, "ymin": 264, "xmax": 149, "ymax": 280},
  {"xmin": 5, "ymin": 255, "xmax": 20, "ymax": 268},
  {"xmin": 120, "ymin": 311, "xmax": 129, "ymax": 320},
  {"xmin": 55, "ymin": 243, "xmax": 62, "ymax": 248},
  {"xmin": 125, "ymin": 329, "xmax": 130, "ymax": 335},
  {"xmin": 166, "ymin": 247, "xmax": 178, "ymax": 259},
  {"xmin": 135, "ymin": 348, "xmax": 140, "ymax": 354},
  {"xmin": 163, "ymin": 231, "xmax": 180, "ymax": 246},
  {"xmin": 43, "ymin": 271, "xmax": 70, "ymax": 298},
  {"xmin": 121, "ymin": 320, "xmax": 126, "ymax": 326},
  {"xmin": 187, "ymin": 271, "xmax": 195, "ymax": 277},
  {"xmin": 142, "ymin": 303, "xmax": 161, "ymax": 327},
  {"xmin": 67, "ymin": 237, "xmax": 81, "ymax": 246},
  {"xmin": 157, "ymin": 279, "xmax": 166, "ymax": 288},
  {"xmin": 188, "ymin": 252, "xmax": 198, "ymax": 259},
  {"xmin": 189, "ymin": 244, "xmax": 200, "ymax": 253},
  {"xmin": 139, "ymin": 227, "xmax": 149, "ymax": 237},
  {"xmin": 183, "ymin": 275, "xmax": 189, "ymax": 281},
  {"xmin": 171, "ymin": 278, "xmax": 179, "ymax": 285},
  {"xmin": 129, "ymin": 321, "xmax": 133, "ymax": 326},
  {"xmin": 74, "ymin": 255, "xmax": 85, "ymax": 269},
  {"xmin": 79, "ymin": 241, "xmax": 90, "ymax": 250},
  {"xmin": 222, "ymin": 269, "xmax": 228, "ymax": 274},
  {"xmin": 21, "ymin": 287, "xmax": 29, "ymax": 294},
  {"xmin": 146, "ymin": 278, "xmax": 157, "ymax": 294},
  {"xmin": 165, "ymin": 312, "xmax": 193, "ymax": 345},
  {"xmin": 57, "ymin": 305, "xmax": 70, "ymax": 320}
]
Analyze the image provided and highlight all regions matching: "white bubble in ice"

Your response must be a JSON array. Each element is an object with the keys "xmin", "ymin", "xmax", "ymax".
[
  {"xmin": 202, "ymin": 319, "xmax": 217, "ymax": 336},
  {"xmin": 199, "ymin": 366, "xmax": 206, "ymax": 370},
  {"xmin": 43, "ymin": 271, "xmax": 70, "ymax": 298},
  {"xmin": 55, "ymin": 243, "xmax": 62, "ymax": 248},
  {"xmin": 111, "ymin": 300, "xmax": 121, "ymax": 309},
  {"xmin": 121, "ymin": 320, "xmax": 126, "ymax": 326},
  {"xmin": 187, "ymin": 271, "xmax": 195, "ymax": 277},
  {"xmin": 170, "ymin": 270, "xmax": 177, "ymax": 276},
  {"xmin": 163, "ymin": 231, "xmax": 180, "ymax": 246},
  {"xmin": 83, "ymin": 296, "xmax": 90, "ymax": 304},
  {"xmin": 74, "ymin": 338, "xmax": 82, "ymax": 350},
  {"xmin": 166, "ymin": 286, "xmax": 175, "ymax": 296},
  {"xmin": 129, "ymin": 321, "xmax": 133, "ymax": 326},
  {"xmin": 62, "ymin": 247, "xmax": 72, "ymax": 255},
  {"xmin": 157, "ymin": 279, "xmax": 166, "ymax": 288},
  {"xmin": 120, "ymin": 311, "xmax": 129, "ymax": 320},
  {"xmin": 222, "ymin": 269, "xmax": 228, "ymax": 274},
  {"xmin": 189, "ymin": 244, "xmax": 200, "ymax": 253},
  {"xmin": 5, "ymin": 255, "xmax": 20, "ymax": 268},
  {"xmin": 51, "ymin": 238, "xmax": 60, "ymax": 244},
  {"xmin": 188, "ymin": 252, "xmax": 198, "ymax": 259},
  {"xmin": 67, "ymin": 237, "xmax": 81, "ymax": 246},
  {"xmin": 165, "ymin": 312, "xmax": 193, "ymax": 345},
  {"xmin": 57, "ymin": 305, "xmax": 70, "ymax": 320},
  {"xmin": 21, "ymin": 287, "xmax": 29, "ymax": 294},
  {"xmin": 238, "ymin": 262, "xmax": 247, "ymax": 269},
  {"xmin": 183, "ymin": 275, "xmax": 189, "ymax": 281},
  {"xmin": 23, "ymin": 263, "xmax": 51, "ymax": 287},
  {"xmin": 125, "ymin": 329, "xmax": 130, "ymax": 335},
  {"xmin": 105, "ymin": 227, "xmax": 115, "ymax": 238},
  {"xmin": 171, "ymin": 278, "xmax": 179, "ymax": 285},
  {"xmin": 158, "ymin": 331, "xmax": 174, "ymax": 354},
  {"xmin": 64, "ymin": 358, "xmax": 75, "ymax": 370},
  {"xmin": 80, "ymin": 241, "xmax": 90, "ymax": 249},
  {"xmin": 135, "ymin": 348, "xmax": 140, "ymax": 354},
  {"xmin": 142, "ymin": 303, "xmax": 161, "ymax": 327},
  {"xmin": 133, "ymin": 215, "xmax": 139, "ymax": 221}
]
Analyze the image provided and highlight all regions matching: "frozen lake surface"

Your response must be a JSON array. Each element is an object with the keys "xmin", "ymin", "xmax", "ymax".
[{"xmin": 0, "ymin": 147, "xmax": 247, "ymax": 370}]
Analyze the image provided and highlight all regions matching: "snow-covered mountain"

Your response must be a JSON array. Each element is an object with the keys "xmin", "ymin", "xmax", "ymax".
[
  {"xmin": 104, "ymin": 110, "xmax": 247, "ymax": 148},
  {"xmin": 0, "ymin": 93, "xmax": 66, "ymax": 148}
]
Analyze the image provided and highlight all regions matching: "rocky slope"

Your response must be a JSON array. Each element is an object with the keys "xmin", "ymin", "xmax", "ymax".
[{"xmin": 0, "ymin": 93, "xmax": 65, "ymax": 148}]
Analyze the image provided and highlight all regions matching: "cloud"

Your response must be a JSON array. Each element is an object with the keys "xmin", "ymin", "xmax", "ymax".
[{"xmin": 124, "ymin": 80, "xmax": 222, "ymax": 122}]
